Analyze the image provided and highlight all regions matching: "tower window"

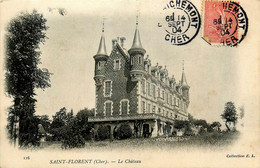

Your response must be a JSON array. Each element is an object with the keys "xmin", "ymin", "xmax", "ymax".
[
  {"xmin": 114, "ymin": 59, "xmax": 120, "ymax": 70},
  {"xmin": 97, "ymin": 62, "xmax": 101, "ymax": 70},
  {"xmin": 105, "ymin": 101, "xmax": 112, "ymax": 116},
  {"xmin": 138, "ymin": 56, "xmax": 142, "ymax": 64},
  {"xmin": 104, "ymin": 81, "xmax": 112, "ymax": 97}
]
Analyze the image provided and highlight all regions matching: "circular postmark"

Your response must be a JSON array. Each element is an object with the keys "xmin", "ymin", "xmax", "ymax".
[
  {"xmin": 202, "ymin": 1, "xmax": 248, "ymax": 46},
  {"xmin": 159, "ymin": 0, "xmax": 201, "ymax": 45}
]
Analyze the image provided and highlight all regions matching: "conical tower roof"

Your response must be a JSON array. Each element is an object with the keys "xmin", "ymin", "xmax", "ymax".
[
  {"xmin": 131, "ymin": 28, "xmax": 143, "ymax": 49},
  {"xmin": 96, "ymin": 32, "xmax": 107, "ymax": 55},
  {"xmin": 128, "ymin": 20, "xmax": 146, "ymax": 54},
  {"xmin": 181, "ymin": 71, "xmax": 189, "ymax": 87},
  {"xmin": 181, "ymin": 61, "xmax": 189, "ymax": 88}
]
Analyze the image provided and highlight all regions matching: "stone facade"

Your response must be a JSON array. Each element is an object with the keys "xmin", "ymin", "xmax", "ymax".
[{"xmin": 89, "ymin": 24, "xmax": 190, "ymax": 139}]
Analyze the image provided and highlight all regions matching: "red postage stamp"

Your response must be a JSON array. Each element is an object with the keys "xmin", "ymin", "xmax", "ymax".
[{"xmin": 202, "ymin": 0, "xmax": 248, "ymax": 46}]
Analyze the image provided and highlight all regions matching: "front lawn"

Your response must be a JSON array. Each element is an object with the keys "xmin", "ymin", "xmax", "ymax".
[{"xmin": 40, "ymin": 131, "xmax": 240, "ymax": 151}]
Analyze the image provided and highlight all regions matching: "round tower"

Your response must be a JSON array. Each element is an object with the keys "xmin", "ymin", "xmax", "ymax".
[
  {"xmin": 128, "ymin": 19, "xmax": 146, "ymax": 82},
  {"xmin": 93, "ymin": 27, "xmax": 108, "ymax": 86}
]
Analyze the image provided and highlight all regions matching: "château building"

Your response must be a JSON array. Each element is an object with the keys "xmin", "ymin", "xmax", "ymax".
[{"xmin": 88, "ymin": 21, "xmax": 190, "ymax": 138}]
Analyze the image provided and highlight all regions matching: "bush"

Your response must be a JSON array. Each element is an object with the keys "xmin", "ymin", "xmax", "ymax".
[
  {"xmin": 60, "ymin": 119, "xmax": 85, "ymax": 149},
  {"xmin": 97, "ymin": 125, "xmax": 110, "ymax": 140},
  {"xmin": 117, "ymin": 124, "xmax": 132, "ymax": 139}
]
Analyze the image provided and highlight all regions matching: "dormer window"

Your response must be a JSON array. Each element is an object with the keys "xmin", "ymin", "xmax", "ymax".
[{"xmin": 114, "ymin": 59, "xmax": 121, "ymax": 70}]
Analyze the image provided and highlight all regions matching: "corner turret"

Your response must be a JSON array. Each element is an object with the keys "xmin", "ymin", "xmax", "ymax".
[
  {"xmin": 93, "ymin": 25, "xmax": 108, "ymax": 86},
  {"xmin": 128, "ymin": 17, "xmax": 146, "ymax": 82}
]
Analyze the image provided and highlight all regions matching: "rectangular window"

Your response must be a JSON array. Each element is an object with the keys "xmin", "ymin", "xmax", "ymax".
[
  {"xmin": 105, "ymin": 102, "xmax": 112, "ymax": 116},
  {"xmin": 170, "ymin": 95, "xmax": 172, "ymax": 106},
  {"xmin": 121, "ymin": 101, "xmax": 128, "ymax": 115},
  {"xmin": 162, "ymin": 90, "xmax": 165, "ymax": 99},
  {"xmin": 152, "ymin": 85, "xmax": 156, "ymax": 99},
  {"xmin": 105, "ymin": 81, "xmax": 112, "ymax": 96},
  {"xmin": 174, "ymin": 97, "xmax": 176, "ymax": 106},
  {"xmin": 147, "ymin": 82, "xmax": 151, "ymax": 96},
  {"xmin": 142, "ymin": 101, "xmax": 145, "ymax": 113},
  {"xmin": 166, "ymin": 93, "xmax": 168, "ymax": 104},
  {"xmin": 141, "ymin": 79, "xmax": 145, "ymax": 94},
  {"xmin": 152, "ymin": 105, "xmax": 156, "ymax": 113},
  {"xmin": 147, "ymin": 103, "xmax": 151, "ymax": 113},
  {"xmin": 158, "ymin": 88, "xmax": 160, "ymax": 98}
]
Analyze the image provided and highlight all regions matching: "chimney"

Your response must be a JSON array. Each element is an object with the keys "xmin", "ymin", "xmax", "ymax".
[
  {"xmin": 120, "ymin": 37, "xmax": 126, "ymax": 48},
  {"xmin": 112, "ymin": 39, "xmax": 117, "ymax": 48}
]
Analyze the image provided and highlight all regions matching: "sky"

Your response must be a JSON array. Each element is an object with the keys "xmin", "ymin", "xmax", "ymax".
[{"xmin": 1, "ymin": 0, "xmax": 259, "ymax": 124}]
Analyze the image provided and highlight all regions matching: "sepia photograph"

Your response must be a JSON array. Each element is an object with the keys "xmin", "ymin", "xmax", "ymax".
[{"xmin": 0, "ymin": 0, "xmax": 259, "ymax": 167}]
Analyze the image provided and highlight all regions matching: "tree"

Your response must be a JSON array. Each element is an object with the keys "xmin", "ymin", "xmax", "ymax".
[
  {"xmin": 174, "ymin": 120, "xmax": 190, "ymax": 130},
  {"xmin": 50, "ymin": 107, "xmax": 72, "ymax": 140},
  {"xmin": 221, "ymin": 102, "xmax": 238, "ymax": 131},
  {"xmin": 77, "ymin": 108, "xmax": 95, "ymax": 118},
  {"xmin": 193, "ymin": 119, "xmax": 209, "ymax": 129},
  {"xmin": 210, "ymin": 121, "xmax": 221, "ymax": 132},
  {"xmin": 76, "ymin": 108, "xmax": 94, "ymax": 140},
  {"xmin": 188, "ymin": 113, "xmax": 195, "ymax": 124},
  {"xmin": 60, "ymin": 118, "xmax": 85, "ymax": 149},
  {"xmin": 5, "ymin": 10, "xmax": 51, "ymax": 147}
]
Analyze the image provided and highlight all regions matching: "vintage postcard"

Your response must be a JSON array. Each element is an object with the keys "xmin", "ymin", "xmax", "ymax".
[{"xmin": 0, "ymin": 0, "xmax": 259, "ymax": 167}]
